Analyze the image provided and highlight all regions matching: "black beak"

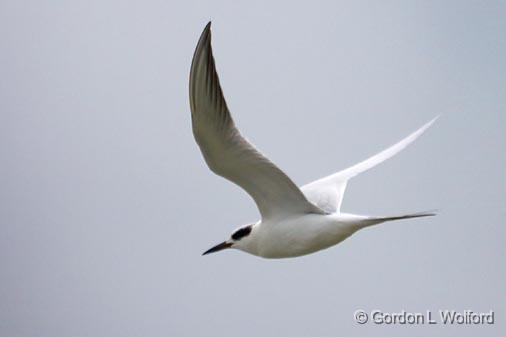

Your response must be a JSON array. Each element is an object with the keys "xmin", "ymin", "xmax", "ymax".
[{"xmin": 202, "ymin": 241, "xmax": 232, "ymax": 255}]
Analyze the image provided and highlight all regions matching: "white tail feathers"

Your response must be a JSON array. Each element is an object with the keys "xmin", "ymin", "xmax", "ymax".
[{"xmin": 358, "ymin": 210, "xmax": 437, "ymax": 227}]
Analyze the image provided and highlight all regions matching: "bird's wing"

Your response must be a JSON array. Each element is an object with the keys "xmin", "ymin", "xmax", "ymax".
[
  {"xmin": 301, "ymin": 118, "xmax": 438, "ymax": 213},
  {"xmin": 189, "ymin": 22, "xmax": 325, "ymax": 219}
]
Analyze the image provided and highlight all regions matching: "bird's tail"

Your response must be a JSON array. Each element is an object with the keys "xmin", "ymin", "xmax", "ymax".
[{"xmin": 356, "ymin": 210, "xmax": 437, "ymax": 228}]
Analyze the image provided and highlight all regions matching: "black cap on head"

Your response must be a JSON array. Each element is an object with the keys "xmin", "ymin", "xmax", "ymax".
[{"xmin": 231, "ymin": 225, "xmax": 252, "ymax": 241}]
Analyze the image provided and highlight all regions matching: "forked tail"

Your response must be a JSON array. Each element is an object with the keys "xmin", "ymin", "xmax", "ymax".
[{"xmin": 357, "ymin": 210, "xmax": 437, "ymax": 228}]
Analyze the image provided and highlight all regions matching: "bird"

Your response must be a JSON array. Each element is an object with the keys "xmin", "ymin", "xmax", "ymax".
[{"xmin": 189, "ymin": 22, "xmax": 437, "ymax": 259}]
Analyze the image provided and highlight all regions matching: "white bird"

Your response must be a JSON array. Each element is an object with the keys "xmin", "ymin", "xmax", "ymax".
[{"xmin": 190, "ymin": 22, "xmax": 437, "ymax": 259}]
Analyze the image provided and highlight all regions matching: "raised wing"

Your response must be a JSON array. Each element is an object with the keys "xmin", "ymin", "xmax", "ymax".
[
  {"xmin": 301, "ymin": 117, "xmax": 438, "ymax": 213},
  {"xmin": 189, "ymin": 22, "xmax": 324, "ymax": 219}
]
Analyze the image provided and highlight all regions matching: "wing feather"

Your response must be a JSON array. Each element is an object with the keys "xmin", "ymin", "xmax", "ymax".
[
  {"xmin": 189, "ymin": 22, "xmax": 324, "ymax": 219},
  {"xmin": 302, "ymin": 118, "xmax": 437, "ymax": 213}
]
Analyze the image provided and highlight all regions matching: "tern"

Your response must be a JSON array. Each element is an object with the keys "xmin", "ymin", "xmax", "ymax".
[{"xmin": 190, "ymin": 22, "xmax": 437, "ymax": 259}]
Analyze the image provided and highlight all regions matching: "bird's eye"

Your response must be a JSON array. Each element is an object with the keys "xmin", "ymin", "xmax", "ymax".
[{"xmin": 231, "ymin": 225, "xmax": 252, "ymax": 241}]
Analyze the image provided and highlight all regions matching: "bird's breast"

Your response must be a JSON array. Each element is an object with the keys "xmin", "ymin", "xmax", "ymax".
[{"xmin": 255, "ymin": 214, "xmax": 356, "ymax": 258}]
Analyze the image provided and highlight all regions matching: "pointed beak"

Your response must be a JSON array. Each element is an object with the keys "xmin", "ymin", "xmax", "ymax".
[{"xmin": 202, "ymin": 241, "xmax": 233, "ymax": 255}]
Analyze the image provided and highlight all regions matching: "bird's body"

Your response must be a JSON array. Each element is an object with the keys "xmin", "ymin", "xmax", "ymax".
[
  {"xmin": 190, "ymin": 22, "xmax": 437, "ymax": 259},
  {"xmin": 241, "ymin": 213, "xmax": 360, "ymax": 258}
]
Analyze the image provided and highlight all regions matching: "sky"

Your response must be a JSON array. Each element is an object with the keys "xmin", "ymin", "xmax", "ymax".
[{"xmin": 1, "ymin": 1, "xmax": 505, "ymax": 336}]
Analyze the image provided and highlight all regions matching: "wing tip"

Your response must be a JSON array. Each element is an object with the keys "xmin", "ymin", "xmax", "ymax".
[
  {"xmin": 193, "ymin": 22, "xmax": 213, "ymax": 59},
  {"xmin": 409, "ymin": 115, "xmax": 439, "ymax": 140},
  {"xmin": 200, "ymin": 21, "xmax": 212, "ymax": 46},
  {"xmin": 424, "ymin": 115, "xmax": 440, "ymax": 129},
  {"xmin": 189, "ymin": 22, "xmax": 214, "ymax": 95},
  {"xmin": 418, "ymin": 115, "xmax": 440, "ymax": 133}
]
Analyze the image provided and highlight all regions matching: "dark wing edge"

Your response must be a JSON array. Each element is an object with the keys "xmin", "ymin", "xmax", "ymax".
[{"xmin": 188, "ymin": 22, "xmax": 325, "ymax": 218}]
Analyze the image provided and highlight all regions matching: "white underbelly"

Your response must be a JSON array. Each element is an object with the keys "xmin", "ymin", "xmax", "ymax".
[{"xmin": 256, "ymin": 214, "xmax": 358, "ymax": 258}]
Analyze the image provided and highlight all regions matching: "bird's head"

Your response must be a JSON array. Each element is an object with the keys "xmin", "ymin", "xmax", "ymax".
[{"xmin": 202, "ymin": 224, "xmax": 256, "ymax": 255}]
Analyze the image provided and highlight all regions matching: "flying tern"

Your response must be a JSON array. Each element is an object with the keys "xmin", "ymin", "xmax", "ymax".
[{"xmin": 190, "ymin": 22, "xmax": 437, "ymax": 259}]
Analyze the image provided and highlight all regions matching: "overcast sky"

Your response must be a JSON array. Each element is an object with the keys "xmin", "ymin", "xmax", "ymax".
[{"xmin": 1, "ymin": 1, "xmax": 505, "ymax": 336}]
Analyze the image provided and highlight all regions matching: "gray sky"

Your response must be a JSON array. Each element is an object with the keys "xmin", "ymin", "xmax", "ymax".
[{"xmin": 1, "ymin": 1, "xmax": 505, "ymax": 336}]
